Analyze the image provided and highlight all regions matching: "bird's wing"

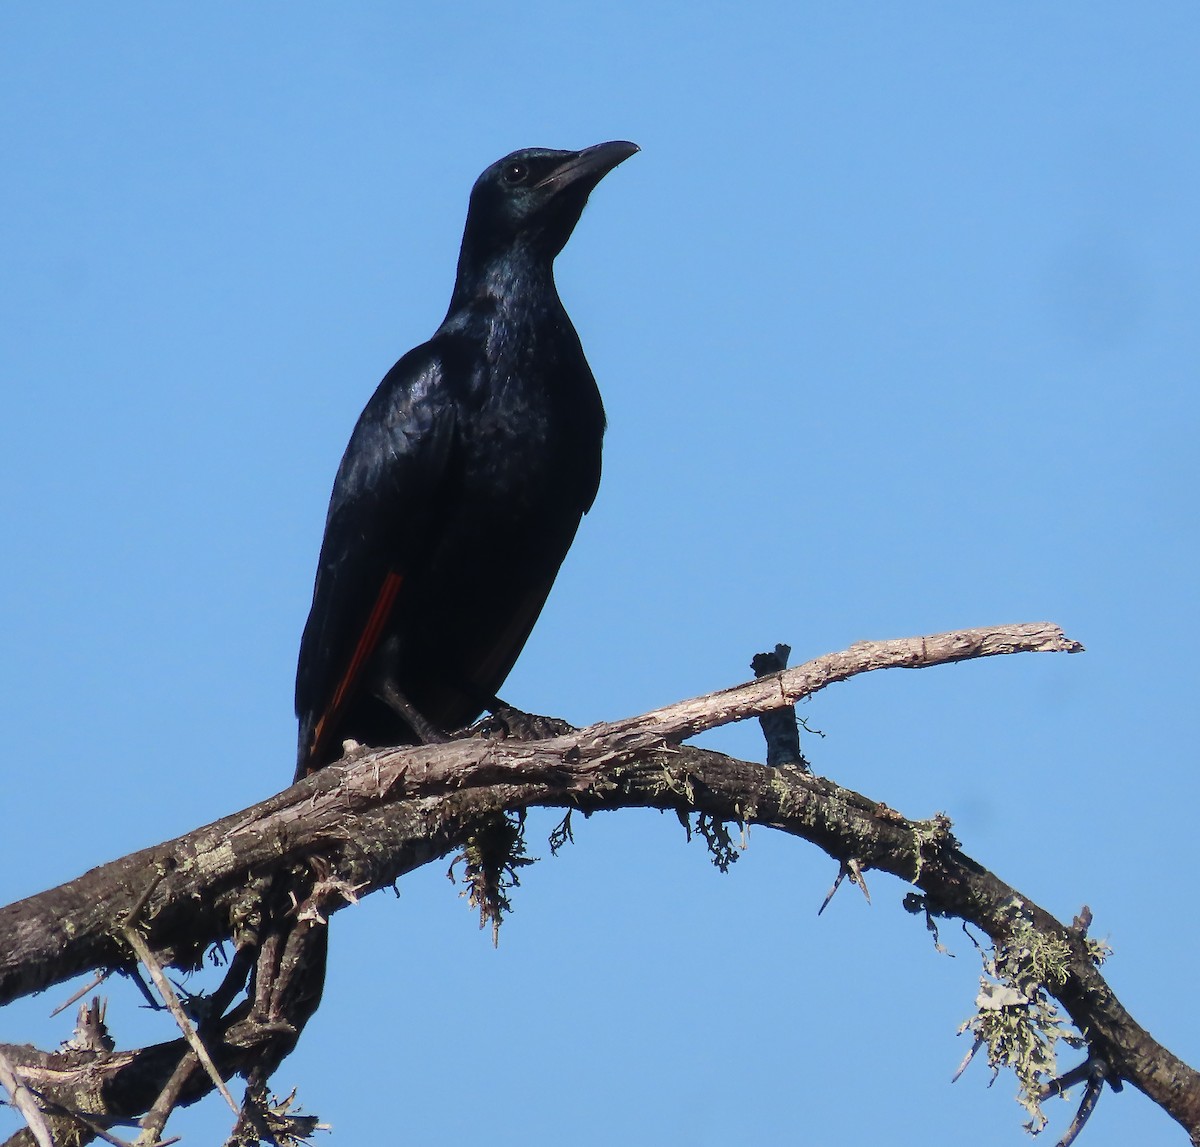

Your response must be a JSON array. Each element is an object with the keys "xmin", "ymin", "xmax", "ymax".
[{"xmin": 294, "ymin": 343, "xmax": 462, "ymax": 775}]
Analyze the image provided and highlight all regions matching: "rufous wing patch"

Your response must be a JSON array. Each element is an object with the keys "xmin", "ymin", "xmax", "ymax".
[{"xmin": 305, "ymin": 570, "xmax": 405, "ymax": 773}]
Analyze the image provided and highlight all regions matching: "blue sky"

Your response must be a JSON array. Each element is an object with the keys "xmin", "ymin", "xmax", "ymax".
[{"xmin": 2, "ymin": 5, "xmax": 1198, "ymax": 1144}]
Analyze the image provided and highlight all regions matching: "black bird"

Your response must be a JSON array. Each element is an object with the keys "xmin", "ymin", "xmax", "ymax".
[{"xmin": 295, "ymin": 141, "xmax": 637, "ymax": 779}]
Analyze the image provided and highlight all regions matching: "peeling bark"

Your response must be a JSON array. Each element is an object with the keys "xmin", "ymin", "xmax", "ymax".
[{"xmin": 2, "ymin": 623, "xmax": 1195, "ymax": 1145}]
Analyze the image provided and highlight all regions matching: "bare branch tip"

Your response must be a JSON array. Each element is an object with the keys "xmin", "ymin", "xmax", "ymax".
[{"xmin": 1047, "ymin": 625, "xmax": 1085, "ymax": 654}]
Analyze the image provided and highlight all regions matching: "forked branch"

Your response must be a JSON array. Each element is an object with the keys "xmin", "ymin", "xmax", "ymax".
[{"xmin": 2, "ymin": 622, "xmax": 1195, "ymax": 1145}]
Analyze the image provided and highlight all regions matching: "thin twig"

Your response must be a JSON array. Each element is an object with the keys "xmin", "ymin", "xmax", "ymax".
[
  {"xmin": 1056, "ymin": 1063, "xmax": 1107, "ymax": 1147},
  {"xmin": 0, "ymin": 1046, "xmax": 55, "ymax": 1147},
  {"xmin": 49, "ymin": 969, "xmax": 110, "ymax": 1018},
  {"xmin": 122, "ymin": 927, "xmax": 239, "ymax": 1115},
  {"xmin": 846, "ymin": 858, "xmax": 872, "ymax": 905},
  {"xmin": 123, "ymin": 865, "xmax": 171, "ymax": 929},
  {"xmin": 818, "ymin": 867, "xmax": 847, "ymax": 915},
  {"xmin": 817, "ymin": 859, "xmax": 871, "ymax": 915},
  {"xmin": 952, "ymin": 1037, "xmax": 985, "ymax": 1083},
  {"xmin": 135, "ymin": 1048, "xmax": 198, "ymax": 1146},
  {"xmin": 1040, "ymin": 1058, "xmax": 1096, "ymax": 1100}
]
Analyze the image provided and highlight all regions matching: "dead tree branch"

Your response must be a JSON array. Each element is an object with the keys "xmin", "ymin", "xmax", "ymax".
[{"xmin": 2, "ymin": 622, "xmax": 1197, "ymax": 1144}]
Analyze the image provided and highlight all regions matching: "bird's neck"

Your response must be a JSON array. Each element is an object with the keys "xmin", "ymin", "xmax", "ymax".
[{"xmin": 446, "ymin": 244, "xmax": 559, "ymax": 323}]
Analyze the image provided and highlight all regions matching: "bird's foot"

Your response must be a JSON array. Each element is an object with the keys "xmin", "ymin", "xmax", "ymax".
[{"xmin": 468, "ymin": 704, "xmax": 576, "ymax": 742}]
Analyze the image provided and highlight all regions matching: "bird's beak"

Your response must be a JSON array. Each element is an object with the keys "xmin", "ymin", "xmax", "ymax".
[{"xmin": 535, "ymin": 140, "xmax": 640, "ymax": 193}]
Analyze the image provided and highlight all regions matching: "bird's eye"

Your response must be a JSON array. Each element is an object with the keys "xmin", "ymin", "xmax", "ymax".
[{"xmin": 502, "ymin": 161, "xmax": 529, "ymax": 185}]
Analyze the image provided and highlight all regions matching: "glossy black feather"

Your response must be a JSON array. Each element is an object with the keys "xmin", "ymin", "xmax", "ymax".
[{"xmin": 295, "ymin": 142, "xmax": 637, "ymax": 777}]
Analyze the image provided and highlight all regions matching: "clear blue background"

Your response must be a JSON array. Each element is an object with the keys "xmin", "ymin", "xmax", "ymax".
[{"xmin": 2, "ymin": 5, "xmax": 1197, "ymax": 1145}]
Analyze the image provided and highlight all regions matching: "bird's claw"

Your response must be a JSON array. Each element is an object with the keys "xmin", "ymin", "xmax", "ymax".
[{"xmin": 468, "ymin": 705, "xmax": 576, "ymax": 741}]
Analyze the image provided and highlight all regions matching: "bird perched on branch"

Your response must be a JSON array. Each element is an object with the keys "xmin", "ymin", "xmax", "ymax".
[{"xmin": 295, "ymin": 141, "xmax": 638, "ymax": 779}]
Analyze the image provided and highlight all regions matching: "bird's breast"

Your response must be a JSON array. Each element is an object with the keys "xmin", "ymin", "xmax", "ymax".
[
  {"xmin": 474, "ymin": 408, "xmax": 590, "ymax": 536},
  {"xmin": 462, "ymin": 384, "xmax": 572, "ymax": 513}
]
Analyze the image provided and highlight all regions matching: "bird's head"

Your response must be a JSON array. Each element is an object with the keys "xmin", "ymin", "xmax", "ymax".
[{"xmin": 461, "ymin": 141, "xmax": 639, "ymax": 265}]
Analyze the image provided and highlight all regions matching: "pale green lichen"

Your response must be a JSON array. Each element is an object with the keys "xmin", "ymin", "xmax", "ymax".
[
  {"xmin": 768, "ymin": 773, "xmax": 805, "ymax": 819},
  {"xmin": 958, "ymin": 908, "xmax": 1084, "ymax": 1134},
  {"xmin": 911, "ymin": 813, "xmax": 955, "ymax": 880},
  {"xmin": 1085, "ymin": 935, "xmax": 1112, "ymax": 967},
  {"xmin": 659, "ymin": 763, "xmax": 695, "ymax": 803},
  {"xmin": 1008, "ymin": 917, "xmax": 1072, "ymax": 989}
]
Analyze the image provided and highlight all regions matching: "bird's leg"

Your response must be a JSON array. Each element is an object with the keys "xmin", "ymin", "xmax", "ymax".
[{"xmin": 374, "ymin": 680, "xmax": 447, "ymax": 744}]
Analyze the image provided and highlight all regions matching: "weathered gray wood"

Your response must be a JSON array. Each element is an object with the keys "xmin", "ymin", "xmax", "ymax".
[{"xmin": 5, "ymin": 623, "xmax": 1196, "ymax": 1144}]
